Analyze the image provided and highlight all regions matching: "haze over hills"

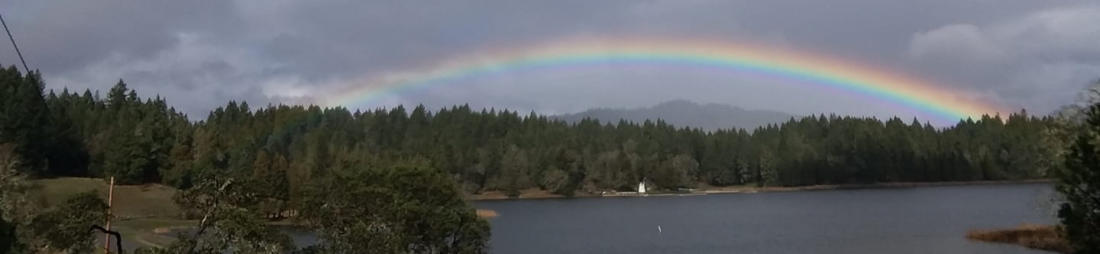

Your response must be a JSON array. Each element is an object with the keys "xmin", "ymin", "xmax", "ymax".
[{"xmin": 554, "ymin": 100, "xmax": 793, "ymax": 131}]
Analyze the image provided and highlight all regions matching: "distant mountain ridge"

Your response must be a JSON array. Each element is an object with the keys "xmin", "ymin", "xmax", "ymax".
[{"xmin": 554, "ymin": 100, "xmax": 793, "ymax": 131}]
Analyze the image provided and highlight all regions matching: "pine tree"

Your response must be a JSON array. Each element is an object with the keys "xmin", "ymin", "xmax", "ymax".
[
  {"xmin": 1056, "ymin": 103, "xmax": 1100, "ymax": 253},
  {"xmin": 0, "ymin": 68, "xmax": 51, "ymax": 175}
]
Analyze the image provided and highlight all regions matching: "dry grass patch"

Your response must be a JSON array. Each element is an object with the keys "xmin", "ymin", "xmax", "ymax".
[
  {"xmin": 30, "ymin": 177, "xmax": 189, "ymax": 250},
  {"xmin": 32, "ymin": 177, "xmax": 181, "ymax": 219},
  {"xmin": 967, "ymin": 224, "xmax": 1071, "ymax": 253},
  {"xmin": 475, "ymin": 209, "xmax": 499, "ymax": 219}
]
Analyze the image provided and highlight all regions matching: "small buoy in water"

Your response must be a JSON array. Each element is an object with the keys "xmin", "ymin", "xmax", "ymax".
[{"xmin": 657, "ymin": 225, "xmax": 662, "ymax": 233}]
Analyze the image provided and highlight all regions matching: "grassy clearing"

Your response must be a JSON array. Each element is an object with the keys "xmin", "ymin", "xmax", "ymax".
[
  {"xmin": 112, "ymin": 218, "xmax": 195, "ymax": 249},
  {"xmin": 31, "ymin": 177, "xmax": 187, "ymax": 250},
  {"xmin": 967, "ymin": 224, "xmax": 1071, "ymax": 253},
  {"xmin": 31, "ymin": 177, "xmax": 181, "ymax": 219}
]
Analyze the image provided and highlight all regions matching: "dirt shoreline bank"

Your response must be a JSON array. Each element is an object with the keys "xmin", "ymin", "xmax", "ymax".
[
  {"xmin": 967, "ymin": 224, "xmax": 1070, "ymax": 253},
  {"xmin": 467, "ymin": 179, "xmax": 1053, "ymax": 201}
]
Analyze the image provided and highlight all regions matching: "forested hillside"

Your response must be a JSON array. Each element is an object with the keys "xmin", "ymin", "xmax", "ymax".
[
  {"xmin": 554, "ymin": 99, "xmax": 792, "ymax": 130},
  {"xmin": 0, "ymin": 66, "xmax": 1063, "ymax": 200},
  {"xmin": 1, "ymin": 67, "xmax": 492, "ymax": 252}
]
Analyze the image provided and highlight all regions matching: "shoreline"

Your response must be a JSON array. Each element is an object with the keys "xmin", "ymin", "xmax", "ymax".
[
  {"xmin": 966, "ymin": 224, "xmax": 1069, "ymax": 253},
  {"xmin": 467, "ymin": 179, "xmax": 1053, "ymax": 201}
]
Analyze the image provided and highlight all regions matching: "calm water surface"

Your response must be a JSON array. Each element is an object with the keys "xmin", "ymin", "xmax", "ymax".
[{"xmin": 476, "ymin": 183, "xmax": 1055, "ymax": 254}]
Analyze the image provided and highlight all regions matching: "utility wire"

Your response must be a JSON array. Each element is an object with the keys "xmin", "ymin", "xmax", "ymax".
[{"xmin": 0, "ymin": 11, "xmax": 30, "ymax": 74}]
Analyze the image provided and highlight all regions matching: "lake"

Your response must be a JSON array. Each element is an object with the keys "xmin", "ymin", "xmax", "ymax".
[{"xmin": 476, "ymin": 183, "xmax": 1056, "ymax": 254}]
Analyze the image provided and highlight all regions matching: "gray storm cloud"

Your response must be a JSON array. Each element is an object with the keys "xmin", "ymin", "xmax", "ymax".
[{"xmin": 0, "ymin": 0, "xmax": 1096, "ymax": 119}]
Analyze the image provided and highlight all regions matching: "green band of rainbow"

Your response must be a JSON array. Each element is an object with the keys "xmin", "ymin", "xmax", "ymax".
[{"xmin": 320, "ymin": 38, "xmax": 1003, "ymax": 121}]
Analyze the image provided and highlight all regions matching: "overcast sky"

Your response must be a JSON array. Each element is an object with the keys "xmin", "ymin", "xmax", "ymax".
[{"xmin": 1, "ymin": 0, "xmax": 1098, "ymax": 122}]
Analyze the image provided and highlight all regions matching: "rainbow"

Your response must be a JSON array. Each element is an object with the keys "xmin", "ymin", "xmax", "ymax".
[{"xmin": 319, "ymin": 38, "xmax": 1003, "ymax": 121}]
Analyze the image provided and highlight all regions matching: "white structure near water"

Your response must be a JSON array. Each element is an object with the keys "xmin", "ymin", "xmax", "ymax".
[{"xmin": 638, "ymin": 179, "xmax": 647, "ymax": 193}]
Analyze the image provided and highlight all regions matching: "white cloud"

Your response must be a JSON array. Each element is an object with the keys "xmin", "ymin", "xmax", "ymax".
[
  {"xmin": 906, "ymin": 5, "xmax": 1100, "ymax": 113},
  {"xmin": 260, "ymin": 77, "xmax": 315, "ymax": 99},
  {"xmin": 908, "ymin": 24, "xmax": 1007, "ymax": 63}
]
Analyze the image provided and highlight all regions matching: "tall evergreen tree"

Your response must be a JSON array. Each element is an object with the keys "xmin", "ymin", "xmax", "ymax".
[
  {"xmin": 1056, "ymin": 103, "xmax": 1100, "ymax": 253},
  {"xmin": 0, "ymin": 68, "xmax": 51, "ymax": 175}
]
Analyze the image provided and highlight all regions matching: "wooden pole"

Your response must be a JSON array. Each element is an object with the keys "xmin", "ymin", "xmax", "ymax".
[{"xmin": 104, "ymin": 177, "xmax": 114, "ymax": 254}]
